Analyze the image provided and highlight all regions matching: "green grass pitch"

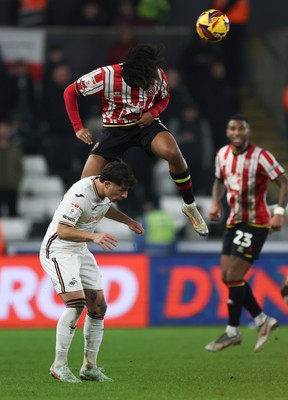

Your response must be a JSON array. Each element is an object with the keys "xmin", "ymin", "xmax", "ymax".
[{"xmin": 0, "ymin": 327, "xmax": 287, "ymax": 400}]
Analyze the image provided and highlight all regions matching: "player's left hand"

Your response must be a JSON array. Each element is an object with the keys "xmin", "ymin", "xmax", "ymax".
[
  {"xmin": 269, "ymin": 214, "xmax": 284, "ymax": 232},
  {"xmin": 136, "ymin": 112, "xmax": 154, "ymax": 128},
  {"xmin": 127, "ymin": 220, "xmax": 145, "ymax": 235}
]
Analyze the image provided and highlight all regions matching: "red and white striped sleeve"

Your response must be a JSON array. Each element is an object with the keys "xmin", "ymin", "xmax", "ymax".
[
  {"xmin": 75, "ymin": 67, "xmax": 104, "ymax": 97},
  {"xmin": 63, "ymin": 82, "xmax": 83, "ymax": 133},
  {"xmin": 64, "ymin": 68, "xmax": 105, "ymax": 133},
  {"xmin": 258, "ymin": 149, "xmax": 285, "ymax": 180}
]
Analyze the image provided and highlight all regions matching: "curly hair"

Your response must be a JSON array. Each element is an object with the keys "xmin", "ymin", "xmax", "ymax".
[{"xmin": 122, "ymin": 44, "xmax": 165, "ymax": 88}]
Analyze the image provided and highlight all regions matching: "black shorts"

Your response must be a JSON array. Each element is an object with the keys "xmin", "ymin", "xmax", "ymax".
[
  {"xmin": 222, "ymin": 223, "xmax": 269, "ymax": 263},
  {"xmin": 90, "ymin": 119, "xmax": 168, "ymax": 161}
]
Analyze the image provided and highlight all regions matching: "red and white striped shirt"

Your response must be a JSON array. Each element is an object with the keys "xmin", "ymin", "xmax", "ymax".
[
  {"xmin": 215, "ymin": 144, "xmax": 285, "ymax": 225},
  {"xmin": 65, "ymin": 63, "xmax": 169, "ymax": 130}
]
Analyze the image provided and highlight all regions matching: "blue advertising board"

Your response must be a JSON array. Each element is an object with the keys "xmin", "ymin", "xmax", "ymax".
[{"xmin": 149, "ymin": 253, "xmax": 288, "ymax": 325}]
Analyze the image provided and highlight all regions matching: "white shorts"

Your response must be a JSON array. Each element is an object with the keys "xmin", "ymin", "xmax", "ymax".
[{"xmin": 40, "ymin": 248, "xmax": 103, "ymax": 294}]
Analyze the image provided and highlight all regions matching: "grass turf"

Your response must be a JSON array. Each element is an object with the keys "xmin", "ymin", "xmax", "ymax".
[{"xmin": 0, "ymin": 327, "xmax": 286, "ymax": 400}]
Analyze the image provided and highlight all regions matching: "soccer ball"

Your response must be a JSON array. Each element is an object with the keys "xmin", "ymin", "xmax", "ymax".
[{"xmin": 196, "ymin": 9, "xmax": 230, "ymax": 42}]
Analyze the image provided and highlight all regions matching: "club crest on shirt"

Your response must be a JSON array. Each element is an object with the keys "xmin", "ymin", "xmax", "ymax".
[
  {"xmin": 87, "ymin": 213, "xmax": 105, "ymax": 223},
  {"xmin": 146, "ymin": 87, "xmax": 155, "ymax": 95}
]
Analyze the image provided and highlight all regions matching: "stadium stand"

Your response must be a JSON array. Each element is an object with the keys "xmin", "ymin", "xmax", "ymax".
[
  {"xmin": 22, "ymin": 154, "xmax": 49, "ymax": 177},
  {"xmin": 0, "ymin": 217, "xmax": 32, "ymax": 241}
]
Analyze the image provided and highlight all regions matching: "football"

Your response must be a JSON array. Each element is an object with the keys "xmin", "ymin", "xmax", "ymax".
[{"xmin": 196, "ymin": 9, "xmax": 230, "ymax": 42}]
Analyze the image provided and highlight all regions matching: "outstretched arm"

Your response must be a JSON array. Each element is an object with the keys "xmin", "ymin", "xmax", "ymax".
[
  {"xmin": 105, "ymin": 206, "xmax": 144, "ymax": 235},
  {"xmin": 64, "ymin": 83, "xmax": 93, "ymax": 145},
  {"xmin": 57, "ymin": 223, "xmax": 118, "ymax": 251}
]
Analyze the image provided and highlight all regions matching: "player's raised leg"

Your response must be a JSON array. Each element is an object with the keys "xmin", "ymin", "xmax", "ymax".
[
  {"xmin": 81, "ymin": 154, "xmax": 108, "ymax": 178},
  {"xmin": 151, "ymin": 130, "xmax": 208, "ymax": 236}
]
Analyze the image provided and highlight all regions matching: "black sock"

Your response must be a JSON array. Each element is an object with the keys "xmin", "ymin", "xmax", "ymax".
[
  {"xmin": 169, "ymin": 169, "xmax": 195, "ymax": 204},
  {"xmin": 243, "ymin": 281, "xmax": 262, "ymax": 318},
  {"xmin": 227, "ymin": 280, "xmax": 246, "ymax": 327}
]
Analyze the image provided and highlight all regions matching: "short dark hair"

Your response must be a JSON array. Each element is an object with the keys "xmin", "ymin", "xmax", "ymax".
[
  {"xmin": 99, "ymin": 161, "xmax": 137, "ymax": 188},
  {"xmin": 122, "ymin": 44, "xmax": 164, "ymax": 87},
  {"xmin": 227, "ymin": 114, "xmax": 249, "ymax": 125}
]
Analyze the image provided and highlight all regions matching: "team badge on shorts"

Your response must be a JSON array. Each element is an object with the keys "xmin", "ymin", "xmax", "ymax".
[{"xmin": 68, "ymin": 278, "xmax": 78, "ymax": 287}]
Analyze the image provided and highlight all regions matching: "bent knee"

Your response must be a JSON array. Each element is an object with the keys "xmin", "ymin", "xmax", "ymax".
[{"xmin": 166, "ymin": 148, "xmax": 183, "ymax": 164}]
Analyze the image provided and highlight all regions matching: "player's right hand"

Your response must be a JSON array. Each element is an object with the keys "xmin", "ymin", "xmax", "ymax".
[
  {"xmin": 76, "ymin": 128, "xmax": 93, "ymax": 145},
  {"xmin": 209, "ymin": 203, "xmax": 222, "ymax": 221}
]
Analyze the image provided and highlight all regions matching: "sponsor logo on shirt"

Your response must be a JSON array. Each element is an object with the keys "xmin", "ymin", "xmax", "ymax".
[
  {"xmin": 62, "ymin": 214, "xmax": 76, "ymax": 222},
  {"xmin": 86, "ymin": 213, "xmax": 105, "ymax": 223},
  {"xmin": 227, "ymin": 173, "xmax": 241, "ymax": 192},
  {"xmin": 68, "ymin": 203, "xmax": 80, "ymax": 216}
]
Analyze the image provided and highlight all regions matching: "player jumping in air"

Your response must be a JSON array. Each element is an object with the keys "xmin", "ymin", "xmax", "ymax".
[{"xmin": 64, "ymin": 44, "xmax": 208, "ymax": 236}]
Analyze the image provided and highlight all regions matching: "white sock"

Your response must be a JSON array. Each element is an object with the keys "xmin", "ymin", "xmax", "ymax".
[
  {"xmin": 254, "ymin": 312, "xmax": 267, "ymax": 327},
  {"xmin": 225, "ymin": 325, "xmax": 239, "ymax": 337},
  {"xmin": 53, "ymin": 307, "xmax": 83, "ymax": 368},
  {"xmin": 82, "ymin": 315, "xmax": 104, "ymax": 369}
]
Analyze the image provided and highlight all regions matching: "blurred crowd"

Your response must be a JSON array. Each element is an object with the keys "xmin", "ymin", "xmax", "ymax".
[
  {"xmin": 0, "ymin": 0, "xmax": 172, "ymax": 27},
  {"xmin": 0, "ymin": 0, "xmax": 243, "ymax": 227}
]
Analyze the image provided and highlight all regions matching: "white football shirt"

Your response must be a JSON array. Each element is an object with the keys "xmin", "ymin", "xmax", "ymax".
[{"xmin": 41, "ymin": 176, "xmax": 111, "ymax": 257}]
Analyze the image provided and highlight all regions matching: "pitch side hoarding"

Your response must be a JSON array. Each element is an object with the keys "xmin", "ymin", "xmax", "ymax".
[
  {"xmin": 149, "ymin": 254, "xmax": 288, "ymax": 325},
  {"xmin": 0, "ymin": 255, "xmax": 149, "ymax": 328},
  {"xmin": 0, "ymin": 253, "xmax": 287, "ymax": 327}
]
